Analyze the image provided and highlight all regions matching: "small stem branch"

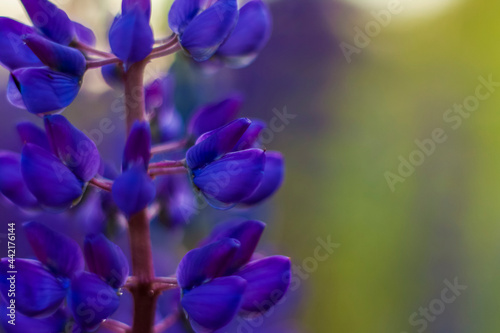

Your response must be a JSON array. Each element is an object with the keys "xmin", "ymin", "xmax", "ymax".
[
  {"xmin": 75, "ymin": 41, "xmax": 115, "ymax": 58},
  {"xmin": 155, "ymin": 33, "xmax": 176, "ymax": 45},
  {"xmin": 148, "ymin": 43, "xmax": 182, "ymax": 61},
  {"xmin": 154, "ymin": 311, "xmax": 180, "ymax": 333},
  {"xmin": 149, "ymin": 167, "xmax": 187, "ymax": 178},
  {"xmin": 102, "ymin": 319, "xmax": 130, "ymax": 333},
  {"xmin": 148, "ymin": 160, "xmax": 185, "ymax": 169},
  {"xmin": 151, "ymin": 139, "xmax": 188, "ymax": 155},
  {"xmin": 89, "ymin": 178, "xmax": 113, "ymax": 192},
  {"xmin": 153, "ymin": 277, "xmax": 178, "ymax": 285},
  {"xmin": 87, "ymin": 57, "xmax": 122, "ymax": 69}
]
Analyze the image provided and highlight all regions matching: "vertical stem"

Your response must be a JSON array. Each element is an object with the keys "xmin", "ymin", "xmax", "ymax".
[{"xmin": 124, "ymin": 60, "xmax": 157, "ymax": 333}]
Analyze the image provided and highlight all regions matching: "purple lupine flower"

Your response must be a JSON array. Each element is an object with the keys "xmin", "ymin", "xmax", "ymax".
[
  {"xmin": 177, "ymin": 220, "xmax": 291, "ymax": 332},
  {"xmin": 168, "ymin": 0, "xmax": 239, "ymax": 61},
  {"xmin": 0, "ymin": 151, "xmax": 39, "ymax": 209},
  {"xmin": 156, "ymin": 174, "xmax": 196, "ymax": 227},
  {"xmin": 0, "ymin": 223, "xmax": 126, "ymax": 332},
  {"xmin": 112, "ymin": 121, "xmax": 156, "ymax": 216},
  {"xmin": 19, "ymin": 116, "xmax": 101, "ymax": 211},
  {"xmin": 101, "ymin": 63, "xmax": 126, "ymax": 90},
  {"xmin": 109, "ymin": 0, "xmax": 154, "ymax": 64}
]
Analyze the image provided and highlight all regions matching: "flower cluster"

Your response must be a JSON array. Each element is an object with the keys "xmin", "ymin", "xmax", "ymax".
[{"xmin": 0, "ymin": 0, "xmax": 292, "ymax": 332}]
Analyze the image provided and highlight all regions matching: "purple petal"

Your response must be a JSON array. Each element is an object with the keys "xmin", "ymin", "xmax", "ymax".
[
  {"xmin": 186, "ymin": 118, "xmax": 251, "ymax": 170},
  {"xmin": 0, "ymin": 18, "xmax": 41, "ymax": 70},
  {"xmin": 235, "ymin": 256, "xmax": 291, "ymax": 313},
  {"xmin": 0, "ymin": 151, "xmax": 38, "ymax": 208},
  {"xmin": 193, "ymin": 148, "xmax": 265, "ymax": 204},
  {"xmin": 240, "ymin": 151, "xmax": 284, "ymax": 205},
  {"xmin": 44, "ymin": 115, "xmax": 101, "ymax": 182},
  {"xmin": 69, "ymin": 272, "xmax": 120, "ymax": 330},
  {"xmin": 16, "ymin": 122, "xmax": 51, "ymax": 151},
  {"xmin": 217, "ymin": 0, "xmax": 272, "ymax": 60},
  {"xmin": 145, "ymin": 75, "xmax": 175, "ymax": 112},
  {"xmin": 123, "ymin": 121, "xmax": 151, "ymax": 170},
  {"xmin": 112, "ymin": 165, "xmax": 156, "ymax": 216},
  {"xmin": 232, "ymin": 120, "xmax": 266, "ymax": 151},
  {"xmin": 24, "ymin": 221, "xmax": 84, "ymax": 278},
  {"xmin": 0, "ymin": 259, "xmax": 66, "ymax": 317},
  {"xmin": 109, "ymin": 6, "xmax": 154, "ymax": 64},
  {"xmin": 123, "ymin": 0, "xmax": 152, "ymax": 19},
  {"xmin": 6, "ymin": 75, "xmax": 26, "ymax": 110},
  {"xmin": 0, "ymin": 306, "xmax": 66, "ymax": 333},
  {"xmin": 11, "ymin": 67, "xmax": 82, "ymax": 114},
  {"xmin": 84, "ymin": 234, "xmax": 129, "ymax": 289},
  {"xmin": 21, "ymin": 143, "xmax": 83, "ymax": 211},
  {"xmin": 73, "ymin": 21, "xmax": 96, "ymax": 46},
  {"xmin": 188, "ymin": 94, "xmax": 243, "ymax": 137},
  {"xmin": 101, "ymin": 63, "xmax": 126, "ymax": 90},
  {"xmin": 24, "ymin": 34, "xmax": 86, "ymax": 77},
  {"xmin": 179, "ymin": 0, "xmax": 239, "ymax": 61},
  {"xmin": 182, "ymin": 276, "xmax": 246, "ymax": 331},
  {"xmin": 203, "ymin": 220, "xmax": 265, "ymax": 273},
  {"xmin": 20, "ymin": 0, "xmax": 75, "ymax": 45},
  {"xmin": 168, "ymin": 0, "xmax": 201, "ymax": 34},
  {"xmin": 177, "ymin": 238, "xmax": 240, "ymax": 290}
]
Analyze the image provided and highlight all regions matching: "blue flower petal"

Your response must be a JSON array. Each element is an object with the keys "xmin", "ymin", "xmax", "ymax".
[
  {"xmin": 168, "ymin": 0, "xmax": 202, "ymax": 34},
  {"xmin": 193, "ymin": 148, "xmax": 265, "ymax": 204},
  {"xmin": 186, "ymin": 118, "xmax": 251, "ymax": 170},
  {"xmin": 182, "ymin": 276, "xmax": 246, "ymax": 331},
  {"xmin": 232, "ymin": 119, "xmax": 266, "ymax": 151},
  {"xmin": 240, "ymin": 151, "xmax": 284, "ymax": 205},
  {"xmin": 11, "ymin": 67, "xmax": 82, "ymax": 114},
  {"xmin": 72, "ymin": 21, "xmax": 96, "ymax": 46},
  {"xmin": 24, "ymin": 34, "xmax": 86, "ymax": 77},
  {"xmin": 84, "ymin": 234, "xmax": 129, "ymax": 289},
  {"xmin": 235, "ymin": 256, "xmax": 291, "ymax": 313},
  {"xmin": 109, "ymin": 5, "xmax": 154, "ymax": 64},
  {"xmin": 188, "ymin": 94, "xmax": 243, "ymax": 137},
  {"xmin": 21, "ymin": 143, "xmax": 83, "ymax": 211},
  {"xmin": 123, "ymin": 0, "xmax": 152, "ymax": 19},
  {"xmin": 217, "ymin": 0, "xmax": 272, "ymax": 60},
  {"xmin": 123, "ymin": 121, "xmax": 151, "ymax": 171},
  {"xmin": 0, "ymin": 151, "xmax": 38, "ymax": 208},
  {"xmin": 69, "ymin": 272, "xmax": 120, "ymax": 331},
  {"xmin": 6, "ymin": 75, "xmax": 26, "ymax": 110},
  {"xmin": 202, "ymin": 220, "xmax": 265, "ymax": 273},
  {"xmin": 24, "ymin": 221, "xmax": 85, "ymax": 278},
  {"xmin": 179, "ymin": 0, "xmax": 239, "ymax": 61},
  {"xmin": 44, "ymin": 115, "xmax": 101, "ymax": 182},
  {"xmin": 112, "ymin": 165, "xmax": 156, "ymax": 216},
  {"xmin": 177, "ymin": 238, "xmax": 240, "ymax": 290},
  {"xmin": 20, "ymin": 0, "xmax": 75, "ymax": 45},
  {"xmin": 16, "ymin": 122, "xmax": 51, "ymax": 151},
  {"xmin": 0, "ymin": 259, "xmax": 66, "ymax": 317},
  {"xmin": 0, "ymin": 18, "xmax": 41, "ymax": 70},
  {"xmin": 0, "ymin": 305, "xmax": 66, "ymax": 333},
  {"xmin": 101, "ymin": 63, "xmax": 126, "ymax": 90}
]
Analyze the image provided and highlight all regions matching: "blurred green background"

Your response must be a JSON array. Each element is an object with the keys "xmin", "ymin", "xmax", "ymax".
[{"xmin": 3, "ymin": 0, "xmax": 500, "ymax": 332}]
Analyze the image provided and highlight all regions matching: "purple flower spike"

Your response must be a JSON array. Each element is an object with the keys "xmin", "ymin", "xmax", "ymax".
[
  {"xmin": 84, "ymin": 234, "xmax": 130, "ymax": 289},
  {"xmin": 0, "ymin": 259, "xmax": 66, "ymax": 317},
  {"xmin": 241, "ymin": 151, "xmax": 285, "ymax": 205},
  {"xmin": 123, "ymin": 121, "xmax": 152, "ymax": 170},
  {"xmin": 0, "ymin": 18, "xmax": 41, "ymax": 71},
  {"xmin": 109, "ymin": 4, "xmax": 154, "ymax": 64},
  {"xmin": 44, "ymin": 115, "xmax": 101, "ymax": 182},
  {"xmin": 182, "ymin": 276, "xmax": 247, "ymax": 332},
  {"xmin": 23, "ymin": 34, "xmax": 86, "ymax": 77},
  {"xmin": 112, "ymin": 165, "xmax": 156, "ymax": 216},
  {"xmin": 24, "ymin": 222, "xmax": 85, "ymax": 278},
  {"xmin": 203, "ymin": 220, "xmax": 266, "ymax": 273},
  {"xmin": 188, "ymin": 94, "xmax": 244, "ymax": 137},
  {"xmin": 20, "ymin": 0, "xmax": 75, "ymax": 45},
  {"xmin": 170, "ymin": 0, "xmax": 239, "ymax": 61},
  {"xmin": 192, "ymin": 148, "xmax": 266, "ymax": 204},
  {"xmin": 17, "ymin": 122, "xmax": 51, "ymax": 151},
  {"xmin": 21, "ymin": 143, "xmax": 83, "ymax": 211},
  {"xmin": 217, "ymin": 0, "xmax": 272, "ymax": 67},
  {"xmin": 11, "ymin": 67, "xmax": 82, "ymax": 114},
  {"xmin": 235, "ymin": 256, "xmax": 291, "ymax": 313},
  {"xmin": 177, "ymin": 238, "xmax": 240, "ymax": 290},
  {"xmin": 233, "ymin": 119, "xmax": 266, "ymax": 151},
  {"xmin": 0, "ymin": 151, "xmax": 38, "ymax": 208},
  {"xmin": 187, "ymin": 118, "xmax": 251, "ymax": 170},
  {"xmin": 101, "ymin": 63, "xmax": 126, "ymax": 90},
  {"xmin": 69, "ymin": 272, "xmax": 120, "ymax": 330}
]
